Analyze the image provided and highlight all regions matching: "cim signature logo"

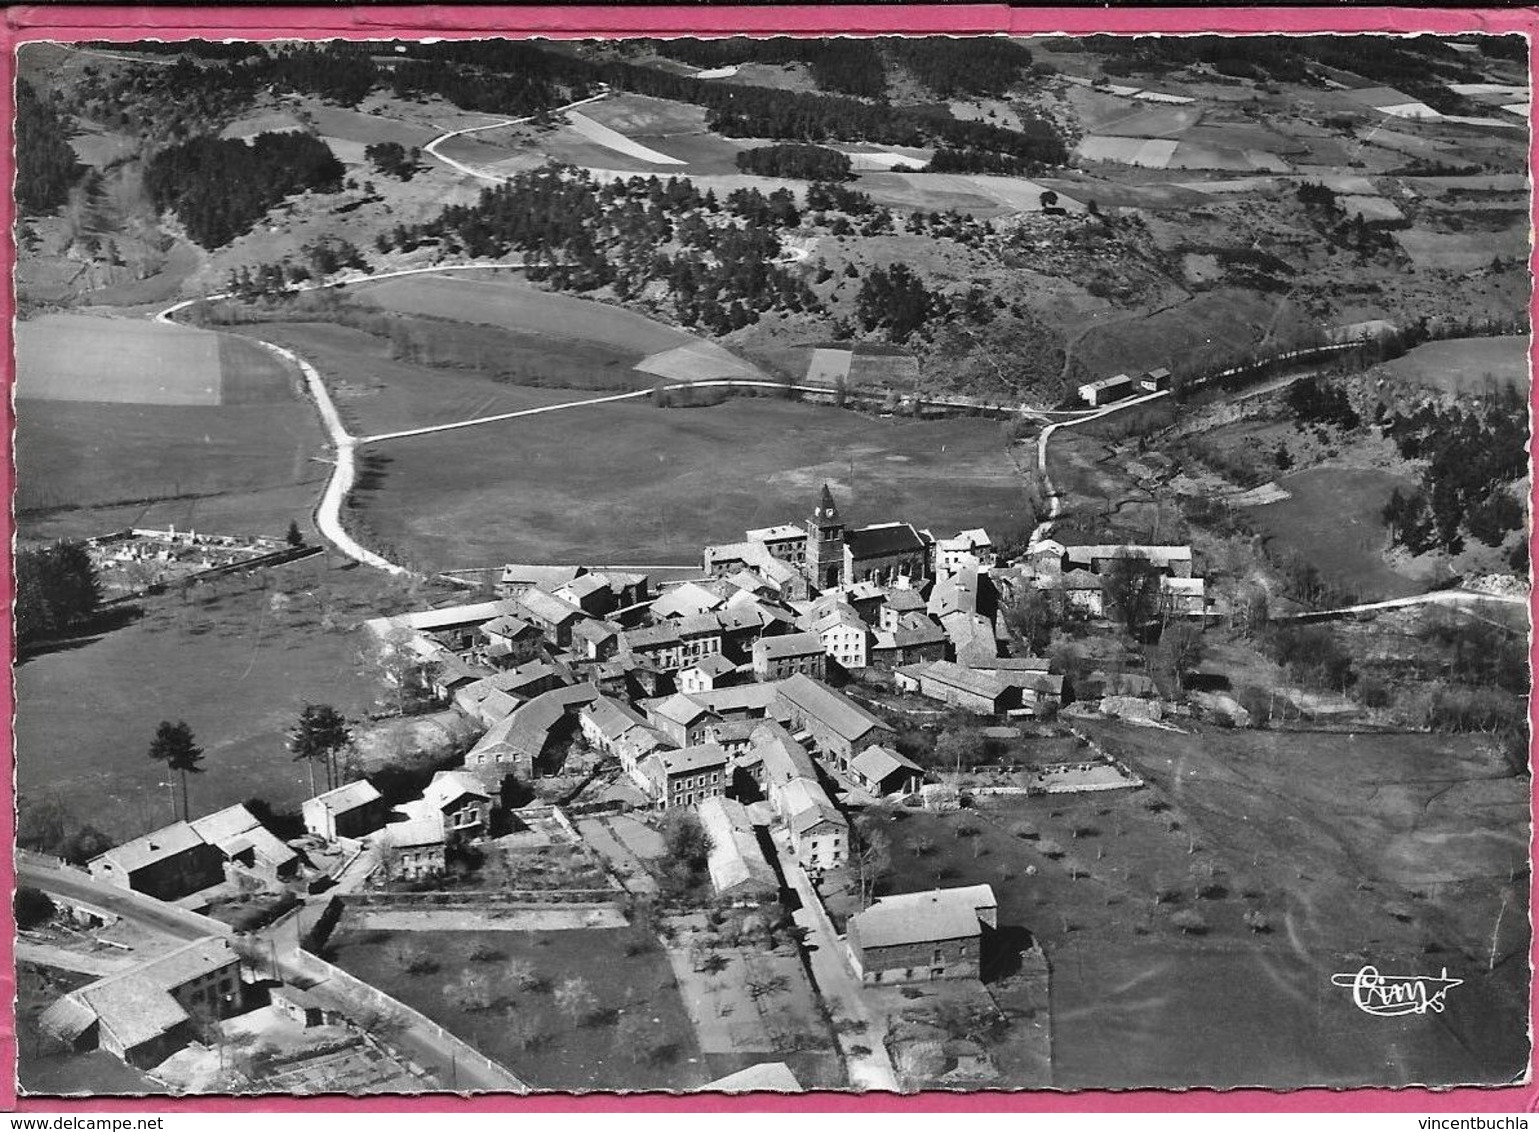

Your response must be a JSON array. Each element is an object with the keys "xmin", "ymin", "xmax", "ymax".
[{"xmin": 1331, "ymin": 965, "xmax": 1464, "ymax": 1017}]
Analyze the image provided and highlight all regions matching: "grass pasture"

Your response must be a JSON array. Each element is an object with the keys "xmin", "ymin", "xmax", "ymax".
[
  {"xmin": 1381, "ymin": 335, "xmax": 1529, "ymax": 395},
  {"xmin": 353, "ymin": 398, "xmax": 1029, "ymax": 569},
  {"xmin": 14, "ymin": 565, "xmax": 385, "ymax": 841},
  {"xmin": 328, "ymin": 926, "xmax": 712, "ymax": 1091},
  {"xmin": 350, "ymin": 273, "xmax": 694, "ymax": 358},
  {"xmin": 304, "ymin": 104, "xmax": 439, "ymax": 148},
  {"xmin": 231, "ymin": 321, "xmax": 620, "ymax": 437},
  {"xmin": 16, "ymin": 316, "xmax": 227, "ymax": 405},
  {"xmin": 1244, "ymin": 466, "xmax": 1422, "ymax": 601}
]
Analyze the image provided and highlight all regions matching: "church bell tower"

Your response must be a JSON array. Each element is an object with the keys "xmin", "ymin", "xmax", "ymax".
[{"xmin": 806, "ymin": 483, "xmax": 845, "ymax": 591}]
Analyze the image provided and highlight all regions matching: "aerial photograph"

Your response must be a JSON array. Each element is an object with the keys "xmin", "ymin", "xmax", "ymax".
[{"xmin": 10, "ymin": 33, "xmax": 1532, "ymax": 1096}]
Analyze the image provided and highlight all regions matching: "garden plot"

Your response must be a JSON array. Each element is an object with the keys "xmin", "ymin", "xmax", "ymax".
[{"xmin": 305, "ymin": 103, "xmax": 440, "ymax": 148}]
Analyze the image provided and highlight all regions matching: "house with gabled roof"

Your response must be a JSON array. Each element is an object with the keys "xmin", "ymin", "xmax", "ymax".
[
  {"xmin": 810, "ymin": 603, "xmax": 870, "ymax": 670},
  {"xmin": 554, "ymin": 573, "xmax": 616, "ymax": 617},
  {"xmin": 39, "ymin": 936, "xmax": 245, "ymax": 1069},
  {"xmin": 478, "ymin": 613, "xmax": 545, "ymax": 668},
  {"xmin": 637, "ymin": 743, "xmax": 729, "ymax": 809},
  {"xmin": 750, "ymin": 721, "xmax": 848, "ymax": 870},
  {"xmin": 421, "ymin": 770, "xmax": 493, "ymax": 841},
  {"xmin": 646, "ymin": 692, "xmax": 720, "ymax": 748},
  {"xmin": 846, "ymin": 884, "xmax": 998, "ymax": 984},
  {"xmin": 511, "ymin": 589, "xmax": 589, "ymax": 648},
  {"xmin": 87, "ymin": 822, "xmax": 226, "ymax": 902},
  {"xmin": 188, "ymin": 804, "xmax": 299, "ymax": 885},
  {"xmin": 498, "ymin": 564, "xmax": 586, "ymax": 598},
  {"xmin": 618, "ymin": 623, "xmax": 684, "ymax": 671},
  {"xmin": 651, "ymin": 581, "xmax": 726, "ymax": 620},
  {"xmin": 679, "ymin": 653, "xmax": 739, "ymax": 695},
  {"xmin": 465, "ymin": 683, "xmax": 600, "ymax": 784},
  {"xmin": 302, "ymin": 780, "xmax": 387, "ymax": 841},
  {"xmin": 849, "ymin": 745, "xmax": 926, "ymax": 797},
  {"xmin": 753, "ymin": 631, "xmax": 826, "ymax": 682},
  {"xmin": 774, "ymin": 673, "xmax": 892, "ymax": 772}
]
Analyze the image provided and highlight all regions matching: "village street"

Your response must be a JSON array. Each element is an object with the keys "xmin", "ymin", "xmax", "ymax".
[{"xmin": 769, "ymin": 830, "xmax": 900, "ymax": 1092}]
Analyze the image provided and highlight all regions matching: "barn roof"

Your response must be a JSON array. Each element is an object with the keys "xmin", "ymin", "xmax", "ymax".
[
  {"xmin": 775, "ymin": 674, "xmax": 890, "ymax": 743},
  {"xmin": 851, "ymin": 885, "xmax": 997, "ymax": 950}
]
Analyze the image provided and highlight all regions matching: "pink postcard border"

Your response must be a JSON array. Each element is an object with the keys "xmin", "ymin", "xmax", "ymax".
[{"xmin": 3, "ymin": 3, "xmax": 1535, "ymax": 1115}]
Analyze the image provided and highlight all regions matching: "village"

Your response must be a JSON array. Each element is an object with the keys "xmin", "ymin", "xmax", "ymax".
[{"xmin": 18, "ymin": 483, "xmax": 1218, "ymax": 1093}]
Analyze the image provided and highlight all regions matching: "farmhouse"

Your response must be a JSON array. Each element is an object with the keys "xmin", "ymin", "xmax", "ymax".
[
  {"xmin": 478, "ymin": 614, "xmax": 545, "ymax": 668},
  {"xmin": 775, "ymin": 673, "xmax": 891, "ymax": 771},
  {"xmin": 679, "ymin": 653, "xmax": 739, "ymax": 694},
  {"xmin": 571, "ymin": 618, "xmax": 622, "ymax": 661},
  {"xmin": 302, "ymin": 780, "xmax": 388, "ymax": 841},
  {"xmin": 637, "ymin": 742, "xmax": 729, "ymax": 809},
  {"xmin": 188, "ymin": 804, "xmax": 299, "ymax": 886},
  {"xmin": 465, "ymin": 683, "xmax": 601, "ymax": 782},
  {"xmin": 1140, "ymin": 367, "xmax": 1172, "ymax": 392},
  {"xmin": 39, "ymin": 936, "xmax": 246, "ymax": 1070},
  {"xmin": 871, "ymin": 613, "xmax": 950, "ymax": 667},
  {"xmin": 941, "ymin": 611, "xmax": 1002, "ymax": 666},
  {"xmin": 87, "ymin": 822, "xmax": 226, "ymax": 903},
  {"xmin": 511, "ymin": 589, "xmax": 588, "ymax": 649},
  {"xmin": 753, "ymin": 631, "xmax": 827, "ymax": 681},
  {"xmin": 676, "ymin": 612, "xmax": 725, "ymax": 664},
  {"xmin": 848, "ymin": 745, "xmax": 926, "ymax": 797},
  {"xmin": 421, "ymin": 770, "xmax": 493, "ymax": 841},
  {"xmin": 553, "ymin": 573, "xmax": 617, "ymax": 617},
  {"xmin": 846, "ymin": 884, "xmax": 998, "ymax": 984},
  {"xmin": 698, "ymin": 795, "xmax": 778, "ymax": 900},
  {"xmin": 379, "ymin": 802, "xmax": 449, "ymax": 880},
  {"xmin": 1063, "ymin": 544, "xmax": 1195, "ymax": 578},
  {"xmin": 1160, "ymin": 575, "xmax": 1207, "ymax": 615},
  {"xmin": 498, "ymin": 564, "xmax": 586, "ymax": 599},
  {"xmin": 896, "ymin": 660, "xmax": 1015, "ymax": 715},
  {"xmin": 1078, "ymin": 374, "xmax": 1135, "ymax": 407}
]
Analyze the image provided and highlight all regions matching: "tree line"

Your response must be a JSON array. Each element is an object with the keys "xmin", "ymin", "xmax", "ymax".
[
  {"xmin": 143, "ymin": 131, "xmax": 345, "ymax": 248},
  {"xmin": 16, "ymin": 80, "xmax": 84, "ymax": 214},
  {"xmin": 15, "ymin": 540, "xmax": 101, "ymax": 647},
  {"xmin": 650, "ymin": 36, "xmax": 1037, "ymax": 101}
]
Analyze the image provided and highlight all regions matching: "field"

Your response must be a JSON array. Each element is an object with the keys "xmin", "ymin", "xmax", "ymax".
[
  {"xmin": 14, "ymin": 564, "xmax": 388, "ymax": 841},
  {"xmin": 1244, "ymin": 466, "xmax": 1424, "ymax": 601},
  {"xmin": 328, "ymin": 926, "xmax": 716, "ymax": 1091},
  {"xmin": 1381, "ymin": 335, "xmax": 1529, "ymax": 395},
  {"xmin": 17, "ymin": 316, "xmax": 229, "ymax": 405},
  {"xmin": 349, "ymin": 274, "xmax": 697, "ymax": 358},
  {"xmin": 352, "ymin": 398, "xmax": 1030, "ymax": 570},
  {"xmin": 865, "ymin": 716, "xmax": 1528, "ymax": 1088}
]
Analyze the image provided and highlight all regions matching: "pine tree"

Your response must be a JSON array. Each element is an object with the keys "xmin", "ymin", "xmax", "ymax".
[
  {"xmin": 290, "ymin": 703, "xmax": 352, "ymax": 795},
  {"xmin": 148, "ymin": 721, "xmax": 204, "ymax": 821}
]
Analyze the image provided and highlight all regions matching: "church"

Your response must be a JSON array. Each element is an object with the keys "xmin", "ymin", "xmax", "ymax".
[
  {"xmin": 806, "ymin": 485, "xmax": 933, "ymax": 592},
  {"xmin": 702, "ymin": 485, "xmax": 933, "ymax": 593}
]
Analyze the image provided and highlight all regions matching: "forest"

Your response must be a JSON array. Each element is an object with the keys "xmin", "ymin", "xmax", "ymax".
[
  {"xmin": 381, "ymin": 166, "xmax": 821, "ymax": 333},
  {"xmin": 16, "ymin": 80, "xmax": 84, "ymax": 214},
  {"xmin": 143, "ymin": 131, "xmax": 345, "ymax": 248},
  {"xmin": 648, "ymin": 36, "xmax": 1037, "ymax": 101},
  {"xmin": 1380, "ymin": 386, "xmax": 1528, "ymax": 559},
  {"xmin": 735, "ymin": 143, "xmax": 853, "ymax": 180}
]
